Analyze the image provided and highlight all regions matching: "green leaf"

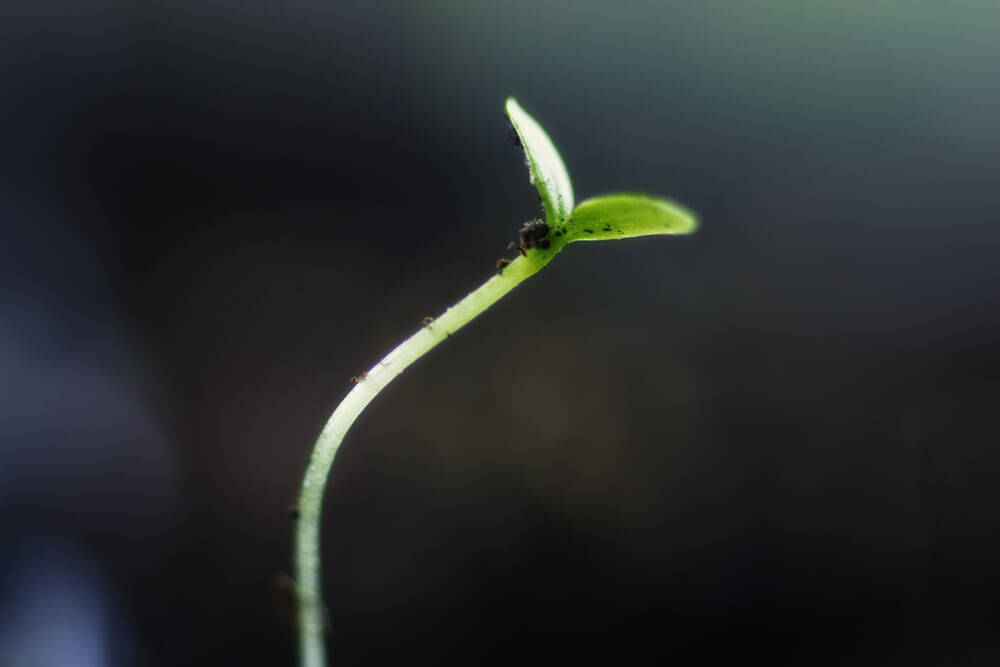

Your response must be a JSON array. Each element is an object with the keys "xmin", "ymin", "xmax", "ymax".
[
  {"xmin": 505, "ymin": 98, "xmax": 575, "ymax": 224},
  {"xmin": 561, "ymin": 194, "xmax": 698, "ymax": 242}
]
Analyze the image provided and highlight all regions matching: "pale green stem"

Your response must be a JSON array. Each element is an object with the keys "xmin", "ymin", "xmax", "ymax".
[{"xmin": 295, "ymin": 244, "xmax": 561, "ymax": 667}]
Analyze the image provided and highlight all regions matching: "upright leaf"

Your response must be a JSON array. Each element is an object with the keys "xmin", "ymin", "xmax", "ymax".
[{"xmin": 505, "ymin": 98, "xmax": 575, "ymax": 223}]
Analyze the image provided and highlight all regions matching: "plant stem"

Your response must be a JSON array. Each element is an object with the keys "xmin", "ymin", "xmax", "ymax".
[{"xmin": 294, "ymin": 247, "xmax": 559, "ymax": 667}]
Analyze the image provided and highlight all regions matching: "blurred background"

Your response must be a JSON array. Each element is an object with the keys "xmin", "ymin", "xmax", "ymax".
[{"xmin": 2, "ymin": 1, "xmax": 999, "ymax": 665}]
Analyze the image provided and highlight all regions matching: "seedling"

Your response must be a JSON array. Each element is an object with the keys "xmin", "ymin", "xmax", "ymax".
[{"xmin": 293, "ymin": 98, "xmax": 698, "ymax": 667}]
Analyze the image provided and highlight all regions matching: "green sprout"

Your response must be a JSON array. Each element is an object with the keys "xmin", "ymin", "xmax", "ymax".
[{"xmin": 293, "ymin": 98, "xmax": 698, "ymax": 667}]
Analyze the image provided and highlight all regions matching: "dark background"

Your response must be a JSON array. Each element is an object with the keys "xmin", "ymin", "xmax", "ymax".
[{"xmin": 3, "ymin": 1, "xmax": 1000, "ymax": 665}]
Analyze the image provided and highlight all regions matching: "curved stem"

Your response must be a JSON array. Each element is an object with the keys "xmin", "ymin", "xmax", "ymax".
[{"xmin": 294, "ymin": 246, "xmax": 560, "ymax": 667}]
